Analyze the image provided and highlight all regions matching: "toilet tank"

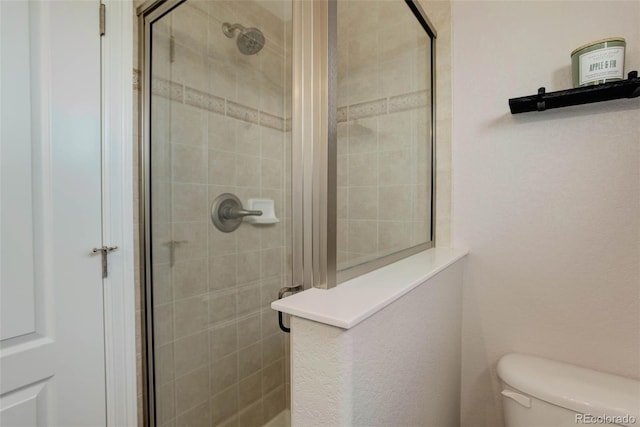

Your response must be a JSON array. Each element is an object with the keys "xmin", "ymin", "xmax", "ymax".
[{"xmin": 497, "ymin": 354, "xmax": 640, "ymax": 427}]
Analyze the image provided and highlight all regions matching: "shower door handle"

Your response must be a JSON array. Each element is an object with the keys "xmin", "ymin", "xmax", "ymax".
[{"xmin": 277, "ymin": 285, "xmax": 303, "ymax": 333}]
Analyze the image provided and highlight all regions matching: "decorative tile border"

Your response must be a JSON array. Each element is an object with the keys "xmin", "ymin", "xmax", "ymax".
[
  {"xmin": 337, "ymin": 89, "xmax": 429, "ymax": 123},
  {"xmin": 227, "ymin": 101, "xmax": 260, "ymax": 125},
  {"xmin": 337, "ymin": 106, "xmax": 348, "ymax": 122},
  {"xmin": 133, "ymin": 68, "xmax": 428, "ymax": 130},
  {"xmin": 260, "ymin": 112, "xmax": 285, "ymax": 131},
  {"xmin": 207, "ymin": 93, "xmax": 226, "ymax": 115},
  {"xmin": 184, "ymin": 87, "xmax": 225, "ymax": 115},
  {"xmin": 168, "ymin": 81, "xmax": 184, "ymax": 102},
  {"xmin": 348, "ymin": 98, "xmax": 387, "ymax": 120},
  {"xmin": 184, "ymin": 87, "xmax": 208, "ymax": 110},
  {"xmin": 151, "ymin": 76, "xmax": 184, "ymax": 102},
  {"xmin": 389, "ymin": 90, "xmax": 428, "ymax": 113},
  {"xmin": 133, "ymin": 68, "xmax": 288, "ymax": 132}
]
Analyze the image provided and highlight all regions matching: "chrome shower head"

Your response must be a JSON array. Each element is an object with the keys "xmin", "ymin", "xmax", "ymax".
[{"xmin": 222, "ymin": 22, "xmax": 265, "ymax": 55}]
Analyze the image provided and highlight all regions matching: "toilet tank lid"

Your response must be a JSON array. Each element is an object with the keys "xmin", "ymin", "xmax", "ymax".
[{"xmin": 497, "ymin": 354, "xmax": 640, "ymax": 424}]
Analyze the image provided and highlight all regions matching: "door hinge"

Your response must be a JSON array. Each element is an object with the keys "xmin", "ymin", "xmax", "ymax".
[{"xmin": 99, "ymin": 3, "xmax": 106, "ymax": 36}]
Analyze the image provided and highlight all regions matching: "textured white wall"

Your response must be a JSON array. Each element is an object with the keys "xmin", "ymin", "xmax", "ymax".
[
  {"xmin": 452, "ymin": 2, "xmax": 640, "ymax": 426},
  {"xmin": 290, "ymin": 261, "xmax": 464, "ymax": 426}
]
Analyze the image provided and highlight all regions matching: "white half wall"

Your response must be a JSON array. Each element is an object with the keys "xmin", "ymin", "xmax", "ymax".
[
  {"xmin": 290, "ymin": 260, "xmax": 464, "ymax": 426},
  {"xmin": 452, "ymin": 2, "xmax": 640, "ymax": 426}
]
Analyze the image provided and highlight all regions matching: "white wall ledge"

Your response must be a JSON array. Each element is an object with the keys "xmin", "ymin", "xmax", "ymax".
[{"xmin": 271, "ymin": 247, "xmax": 468, "ymax": 329}]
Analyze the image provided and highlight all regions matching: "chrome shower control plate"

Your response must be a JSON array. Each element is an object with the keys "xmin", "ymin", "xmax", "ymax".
[{"xmin": 211, "ymin": 193, "xmax": 262, "ymax": 233}]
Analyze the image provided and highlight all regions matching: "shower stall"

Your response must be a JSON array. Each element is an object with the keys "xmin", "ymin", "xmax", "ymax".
[{"xmin": 138, "ymin": 0, "xmax": 435, "ymax": 425}]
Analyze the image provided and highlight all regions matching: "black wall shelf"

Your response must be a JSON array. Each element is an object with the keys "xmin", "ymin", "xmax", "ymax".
[{"xmin": 509, "ymin": 71, "xmax": 640, "ymax": 114}]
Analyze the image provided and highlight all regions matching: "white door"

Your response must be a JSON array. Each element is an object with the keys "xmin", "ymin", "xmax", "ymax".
[{"xmin": 0, "ymin": 1, "xmax": 106, "ymax": 425}]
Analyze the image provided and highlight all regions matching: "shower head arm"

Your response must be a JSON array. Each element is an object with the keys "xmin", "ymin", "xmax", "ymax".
[{"xmin": 222, "ymin": 22, "xmax": 246, "ymax": 38}]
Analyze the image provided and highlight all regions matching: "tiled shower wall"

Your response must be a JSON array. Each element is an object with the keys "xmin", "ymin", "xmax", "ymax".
[
  {"xmin": 133, "ymin": 1, "xmax": 292, "ymax": 426},
  {"xmin": 335, "ymin": 0, "xmax": 433, "ymax": 269}
]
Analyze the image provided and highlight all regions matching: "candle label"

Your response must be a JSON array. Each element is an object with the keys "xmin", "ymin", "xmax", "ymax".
[{"xmin": 579, "ymin": 46, "xmax": 624, "ymax": 85}]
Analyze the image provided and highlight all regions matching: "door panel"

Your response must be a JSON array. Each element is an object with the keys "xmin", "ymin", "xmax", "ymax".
[
  {"xmin": 0, "ymin": 0, "xmax": 37, "ymax": 341},
  {"xmin": 0, "ymin": 379, "xmax": 49, "ymax": 427},
  {"xmin": 0, "ymin": 1, "xmax": 106, "ymax": 425}
]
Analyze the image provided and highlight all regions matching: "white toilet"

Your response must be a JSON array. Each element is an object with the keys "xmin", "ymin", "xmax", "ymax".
[{"xmin": 497, "ymin": 353, "xmax": 640, "ymax": 427}]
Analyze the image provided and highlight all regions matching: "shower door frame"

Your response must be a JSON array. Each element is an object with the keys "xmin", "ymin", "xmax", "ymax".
[
  {"xmin": 137, "ymin": 0, "xmax": 319, "ymax": 424},
  {"xmin": 332, "ymin": 0, "xmax": 438, "ymax": 284},
  {"xmin": 138, "ymin": 3, "xmax": 184, "ymax": 424}
]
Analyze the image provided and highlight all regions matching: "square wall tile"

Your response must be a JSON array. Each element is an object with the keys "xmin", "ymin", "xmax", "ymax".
[
  {"xmin": 174, "ymin": 295, "xmax": 208, "ymax": 338},
  {"xmin": 175, "ymin": 366, "xmax": 209, "ymax": 415},
  {"xmin": 174, "ymin": 330, "xmax": 209, "ymax": 377},
  {"xmin": 210, "ymin": 353, "xmax": 238, "ymax": 395},
  {"xmin": 210, "ymin": 323, "xmax": 238, "ymax": 361}
]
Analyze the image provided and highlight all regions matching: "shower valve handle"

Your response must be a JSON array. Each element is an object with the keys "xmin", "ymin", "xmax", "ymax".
[
  {"xmin": 222, "ymin": 206, "xmax": 262, "ymax": 220},
  {"xmin": 211, "ymin": 193, "xmax": 262, "ymax": 233}
]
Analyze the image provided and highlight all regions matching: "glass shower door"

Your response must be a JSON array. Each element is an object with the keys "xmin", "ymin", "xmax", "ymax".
[{"xmin": 145, "ymin": 1, "xmax": 293, "ymax": 425}]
